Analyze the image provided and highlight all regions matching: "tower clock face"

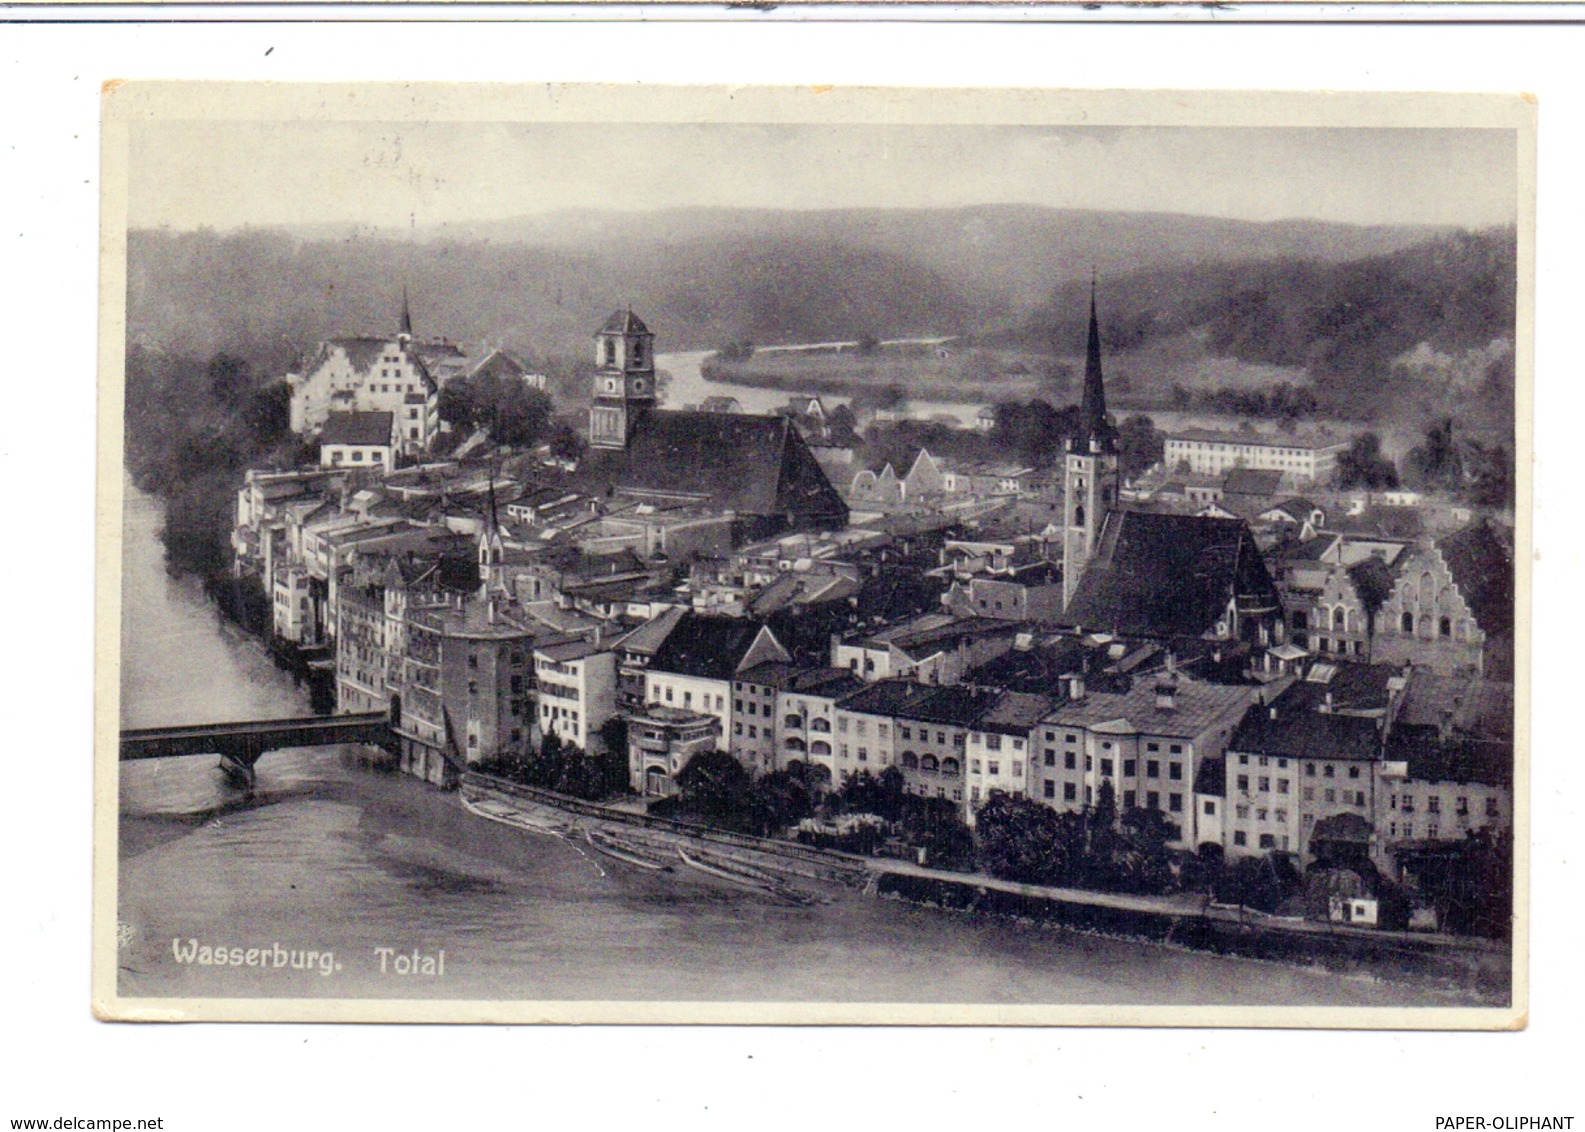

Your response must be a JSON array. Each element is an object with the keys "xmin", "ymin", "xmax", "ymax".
[
  {"xmin": 606, "ymin": 378, "xmax": 618, "ymax": 393},
  {"xmin": 632, "ymin": 378, "xmax": 646, "ymax": 393}
]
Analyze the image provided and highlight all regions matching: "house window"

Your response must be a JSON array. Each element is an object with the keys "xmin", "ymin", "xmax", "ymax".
[
  {"xmin": 988, "ymin": 761, "xmax": 1000, "ymax": 776},
  {"xmin": 1064, "ymin": 751, "xmax": 1076, "ymax": 770},
  {"xmin": 1203, "ymin": 800, "xmax": 1216, "ymax": 815},
  {"xmin": 1148, "ymin": 760, "xmax": 1161, "ymax": 778},
  {"xmin": 1064, "ymin": 783, "xmax": 1077, "ymax": 802},
  {"xmin": 1258, "ymin": 777, "xmax": 1270, "ymax": 792},
  {"xmin": 1044, "ymin": 781, "xmax": 1056, "ymax": 799},
  {"xmin": 1123, "ymin": 759, "xmax": 1136, "ymax": 776},
  {"xmin": 1169, "ymin": 793, "xmax": 1183, "ymax": 813},
  {"xmin": 1169, "ymin": 763, "xmax": 1182, "ymax": 781},
  {"xmin": 1146, "ymin": 742, "xmax": 1160, "ymax": 753},
  {"xmin": 1237, "ymin": 775, "xmax": 1249, "ymax": 791},
  {"xmin": 1147, "ymin": 791, "xmax": 1160, "ymax": 810},
  {"xmin": 1044, "ymin": 751, "xmax": 1055, "ymax": 767},
  {"xmin": 1085, "ymin": 755, "xmax": 1093, "ymax": 772},
  {"xmin": 1486, "ymin": 798, "xmax": 1500, "ymax": 817},
  {"xmin": 1170, "ymin": 744, "xmax": 1183, "ymax": 755},
  {"xmin": 1234, "ymin": 831, "xmax": 1247, "ymax": 847},
  {"xmin": 1101, "ymin": 758, "xmax": 1114, "ymax": 777},
  {"xmin": 1348, "ymin": 765, "xmax": 1361, "ymax": 779},
  {"xmin": 1428, "ymin": 796, "xmax": 1441, "ymax": 814}
]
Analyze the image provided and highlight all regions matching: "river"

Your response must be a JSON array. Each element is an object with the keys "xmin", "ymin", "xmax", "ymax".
[
  {"xmin": 658, "ymin": 343, "xmax": 985, "ymax": 427},
  {"xmin": 116, "ymin": 482, "xmax": 1496, "ymax": 1007}
]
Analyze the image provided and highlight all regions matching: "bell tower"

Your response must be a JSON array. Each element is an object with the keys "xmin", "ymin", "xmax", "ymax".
[
  {"xmin": 1062, "ymin": 277, "xmax": 1121, "ymax": 612},
  {"xmin": 589, "ymin": 309, "xmax": 657, "ymax": 450}
]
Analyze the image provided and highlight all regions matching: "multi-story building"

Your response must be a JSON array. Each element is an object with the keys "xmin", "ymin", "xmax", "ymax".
[
  {"xmin": 318, "ymin": 410, "xmax": 397, "ymax": 471},
  {"xmin": 287, "ymin": 313, "xmax": 445, "ymax": 457},
  {"xmin": 1034, "ymin": 676, "xmax": 1262, "ymax": 851},
  {"xmin": 1220, "ymin": 660, "xmax": 1512, "ymax": 868},
  {"xmin": 1372, "ymin": 522, "xmax": 1512, "ymax": 677},
  {"xmin": 627, "ymin": 706, "xmax": 721, "ymax": 797},
  {"xmin": 612, "ymin": 607, "xmax": 687, "ymax": 712},
  {"xmin": 770, "ymin": 666, "xmax": 865, "ymax": 782},
  {"xmin": 641, "ymin": 613, "xmax": 790, "ymax": 771},
  {"xmin": 396, "ymin": 593, "xmax": 535, "ymax": 785},
  {"xmin": 964, "ymin": 692, "xmax": 1055, "ymax": 821},
  {"xmin": 534, "ymin": 636, "xmax": 618, "ymax": 754},
  {"xmin": 1225, "ymin": 696, "xmax": 1383, "ymax": 858},
  {"xmin": 1164, "ymin": 429, "xmax": 1349, "ymax": 485}
]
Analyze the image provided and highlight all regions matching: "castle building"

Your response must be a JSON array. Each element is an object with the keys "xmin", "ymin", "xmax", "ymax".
[{"xmin": 575, "ymin": 311, "xmax": 848, "ymax": 543}]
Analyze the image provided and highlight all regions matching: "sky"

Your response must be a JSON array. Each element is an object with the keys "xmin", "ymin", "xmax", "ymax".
[{"xmin": 128, "ymin": 119, "xmax": 1519, "ymax": 232}]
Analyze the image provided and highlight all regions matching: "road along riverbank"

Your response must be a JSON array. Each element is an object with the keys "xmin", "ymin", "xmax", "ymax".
[{"xmin": 460, "ymin": 773, "xmax": 1511, "ymax": 1003}]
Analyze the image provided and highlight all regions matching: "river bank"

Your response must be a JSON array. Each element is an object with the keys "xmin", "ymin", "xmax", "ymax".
[{"xmin": 459, "ymin": 774, "xmax": 1511, "ymax": 1005}]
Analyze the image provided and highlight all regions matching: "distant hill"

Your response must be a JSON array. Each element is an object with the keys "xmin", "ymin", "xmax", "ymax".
[
  {"xmin": 986, "ymin": 225, "xmax": 1516, "ymax": 429},
  {"xmin": 376, "ymin": 204, "xmax": 1449, "ymax": 317},
  {"xmin": 125, "ymin": 206, "xmax": 1485, "ymax": 412}
]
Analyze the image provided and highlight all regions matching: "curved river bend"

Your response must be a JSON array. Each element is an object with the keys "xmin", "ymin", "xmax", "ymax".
[{"xmin": 117, "ymin": 483, "xmax": 1490, "ymax": 1006}]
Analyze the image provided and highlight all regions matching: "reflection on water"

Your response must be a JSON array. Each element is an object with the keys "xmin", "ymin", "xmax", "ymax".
[{"xmin": 117, "ymin": 482, "xmax": 1495, "ymax": 1007}]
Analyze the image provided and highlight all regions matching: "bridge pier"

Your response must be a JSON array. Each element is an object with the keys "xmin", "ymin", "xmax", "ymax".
[{"xmin": 218, "ymin": 752, "xmax": 256, "ymax": 789}]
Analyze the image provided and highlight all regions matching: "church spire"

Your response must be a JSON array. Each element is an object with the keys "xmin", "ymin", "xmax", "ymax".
[
  {"xmin": 1080, "ymin": 270, "xmax": 1114, "ymax": 451},
  {"xmin": 399, "ymin": 285, "xmax": 414, "ymax": 339}
]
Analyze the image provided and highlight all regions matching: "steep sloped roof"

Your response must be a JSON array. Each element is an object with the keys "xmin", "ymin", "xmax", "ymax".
[
  {"xmin": 648, "ymin": 612, "xmax": 778, "ymax": 681},
  {"xmin": 1438, "ymin": 521, "xmax": 1515, "ymax": 638},
  {"xmin": 321, "ymin": 410, "xmax": 394, "ymax": 446},
  {"xmin": 1228, "ymin": 692, "xmax": 1382, "ymax": 761},
  {"xmin": 600, "ymin": 309, "xmax": 650, "ymax": 335},
  {"xmin": 578, "ymin": 410, "xmax": 846, "ymax": 523},
  {"xmin": 1059, "ymin": 510, "xmax": 1279, "ymax": 638},
  {"xmin": 1222, "ymin": 468, "xmax": 1284, "ymax": 497}
]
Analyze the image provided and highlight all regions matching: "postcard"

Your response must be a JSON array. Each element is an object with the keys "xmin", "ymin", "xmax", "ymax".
[{"xmin": 95, "ymin": 82, "xmax": 1531, "ymax": 1025}]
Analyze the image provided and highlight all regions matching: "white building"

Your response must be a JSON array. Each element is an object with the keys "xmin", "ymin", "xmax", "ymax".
[
  {"xmin": 319, "ymin": 410, "xmax": 397, "ymax": 471},
  {"xmin": 534, "ymin": 637, "xmax": 618, "ymax": 753},
  {"xmin": 1164, "ymin": 429, "xmax": 1349, "ymax": 485}
]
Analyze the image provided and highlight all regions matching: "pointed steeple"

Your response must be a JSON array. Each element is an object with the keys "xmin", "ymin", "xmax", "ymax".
[
  {"xmin": 399, "ymin": 286, "xmax": 414, "ymax": 339},
  {"xmin": 1080, "ymin": 269, "xmax": 1114, "ymax": 451}
]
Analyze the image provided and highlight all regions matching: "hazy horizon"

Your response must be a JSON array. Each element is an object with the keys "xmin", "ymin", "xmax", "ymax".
[{"xmin": 129, "ymin": 121, "xmax": 1519, "ymax": 233}]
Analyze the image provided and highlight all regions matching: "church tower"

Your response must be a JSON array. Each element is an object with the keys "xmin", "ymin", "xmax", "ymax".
[
  {"xmin": 589, "ymin": 309, "xmax": 657, "ymax": 450},
  {"xmin": 1062, "ymin": 279, "xmax": 1121, "ymax": 612}
]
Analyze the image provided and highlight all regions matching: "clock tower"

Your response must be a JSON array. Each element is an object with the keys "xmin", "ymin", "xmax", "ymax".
[{"xmin": 589, "ymin": 309, "xmax": 658, "ymax": 450}]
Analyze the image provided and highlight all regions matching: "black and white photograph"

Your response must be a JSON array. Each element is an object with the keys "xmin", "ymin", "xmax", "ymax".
[{"xmin": 95, "ymin": 82, "xmax": 1529, "ymax": 1025}]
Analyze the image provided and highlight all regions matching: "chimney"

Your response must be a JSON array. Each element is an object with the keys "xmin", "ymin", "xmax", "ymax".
[
  {"xmin": 1321, "ymin": 691, "xmax": 1333, "ymax": 714},
  {"xmin": 1155, "ymin": 682, "xmax": 1177, "ymax": 711},
  {"xmin": 1269, "ymin": 706, "xmax": 1278, "ymax": 721},
  {"xmin": 1068, "ymin": 674, "xmax": 1086, "ymax": 701},
  {"xmin": 487, "ymin": 595, "xmax": 499, "ymax": 624}
]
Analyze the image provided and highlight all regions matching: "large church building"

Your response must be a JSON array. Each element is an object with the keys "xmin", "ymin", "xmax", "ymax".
[
  {"xmin": 573, "ymin": 310, "xmax": 849, "ymax": 543},
  {"xmin": 1058, "ymin": 286, "xmax": 1283, "ymax": 647}
]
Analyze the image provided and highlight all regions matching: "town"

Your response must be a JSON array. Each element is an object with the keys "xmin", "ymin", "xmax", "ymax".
[{"xmin": 225, "ymin": 289, "xmax": 1515, "ymax": 938}]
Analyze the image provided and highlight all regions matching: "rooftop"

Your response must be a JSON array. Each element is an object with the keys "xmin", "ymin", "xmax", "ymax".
[
  {"xmin": 1228, "ymin": 688, "xmax": 1383, "ymax": 761},
  {"xmin": 647, "ymin": 612, "xmax": 781, "ymax": 682},
  {"xmin": 1167, "ymin": 428, "xmax": 1348, "ymax": 452},
  {"xmin": 1047, "ymin": 678, "xmax": 1256, "ymax": 740},
  {"xmin": 321, "ymin": 410, "xmax": 395, "ymax": 447},
  {"xmin": 1059, "ymin": 510, "xmax": 1279, "ymax": 639}
]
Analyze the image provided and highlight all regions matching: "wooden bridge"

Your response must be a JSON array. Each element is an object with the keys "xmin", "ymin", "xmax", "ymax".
[{"xmin": 119, "ymin": 711, "xmax": 398, "ymax": 787}]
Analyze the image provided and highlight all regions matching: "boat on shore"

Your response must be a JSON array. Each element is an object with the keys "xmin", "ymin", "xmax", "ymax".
[
  {"xmin": 585, "ymin": 828, "xmax": 675, "ymax": 872},
  {"xmin": 676, "ymin": 847, "xmax": 822, "ymax": 906}
]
